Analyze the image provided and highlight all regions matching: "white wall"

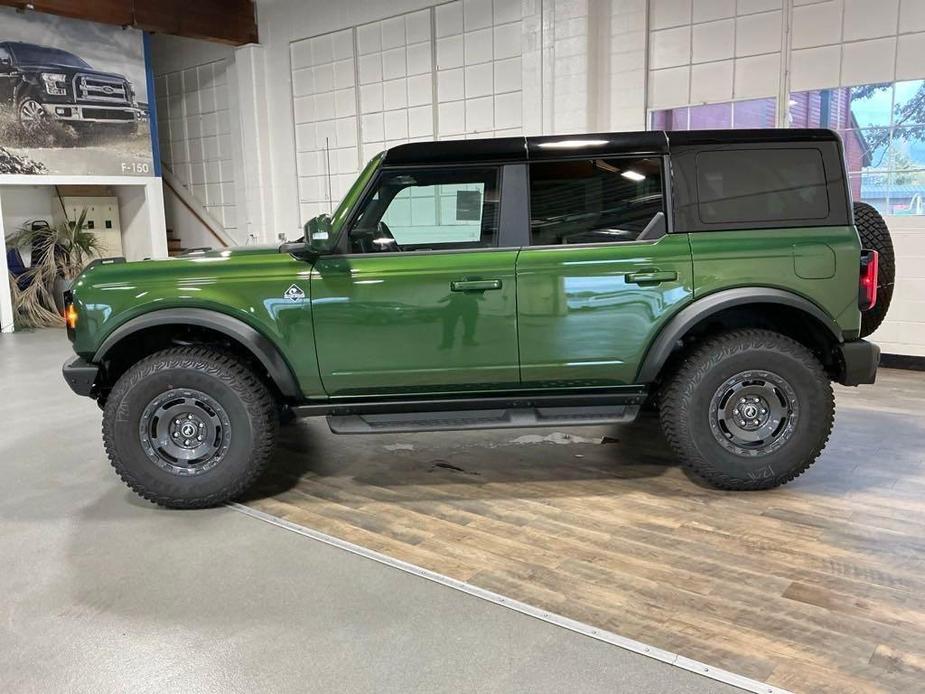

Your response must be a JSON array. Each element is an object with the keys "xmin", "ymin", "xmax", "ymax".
[
  {"xmin": 1, "ymin": 186, "xmax": 57, "ymax": 265},
  {"xmin": 646, "ymin": 0, "xmax": 925, "ymax": 114},
  {"xmin": 150, "ymin": 35, "xmax": 249, "ymax": 245},
  {"xmin": 869, "ymin": 216, "xmax": 925, "ymax": 356}
]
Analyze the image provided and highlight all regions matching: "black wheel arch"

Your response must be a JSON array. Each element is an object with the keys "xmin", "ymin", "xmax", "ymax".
[
  {"xmin": 13, "ymin": 79, "xmax": 42, "ymax": 105},
  {"xmin": 92, "ymin": 308, "xmax": 302, "ymax": 400},
  {"xmin": 636, "ymin": 287, "xmax": 843, "ymax": 383}
]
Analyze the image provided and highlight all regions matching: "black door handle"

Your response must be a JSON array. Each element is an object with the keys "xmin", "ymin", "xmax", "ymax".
[{"xmin": 450, "ymin": 279, "xmax": 503, "ymax": 292}]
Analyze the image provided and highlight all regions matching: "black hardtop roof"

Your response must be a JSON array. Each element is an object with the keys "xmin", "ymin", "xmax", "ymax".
[{"xmin": 381, "ymin": 129, "xmax": 840, "ymax": 166}]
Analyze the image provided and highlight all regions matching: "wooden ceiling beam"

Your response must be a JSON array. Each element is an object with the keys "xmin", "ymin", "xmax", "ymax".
[{"xmin": 0, "ymin": 0, "xmax": 258, "ymax": 46}]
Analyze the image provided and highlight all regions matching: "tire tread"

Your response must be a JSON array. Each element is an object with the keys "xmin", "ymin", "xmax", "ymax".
[
  {"xmin": 660, "ymin": 329, "xmax": 834, "ymax": 490},
  {"xmin": 102, "ymin": 347, "xmax": 278, "ymax": 509}
]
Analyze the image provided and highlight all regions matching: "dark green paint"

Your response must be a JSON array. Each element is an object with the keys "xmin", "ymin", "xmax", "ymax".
[
  {"xmin": 516, "ymin": 233, "xmax": 694, "ymax": 387},
  {"xmin": 689, "ymin": 227, "xmax": 862, "ymax": 337},
  {"xmin": 311, "ymin": 249, "xmax": 520, "ymax": 396}
]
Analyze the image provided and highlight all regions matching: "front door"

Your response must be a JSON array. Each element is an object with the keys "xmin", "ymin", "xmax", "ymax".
[
  {"xmin": 516, "ymin": 154, "xmax": 693, "ymax": 387},
  {"xmin": 311, "ymin": 164, "xmax": 520, "ymax": 396}
]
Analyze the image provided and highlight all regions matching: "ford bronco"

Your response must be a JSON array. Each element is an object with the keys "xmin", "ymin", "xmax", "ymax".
[
  {"xmin": 0, "ymin": 41, "xmax": 139, "ymax": 143},
  {"xmin": 62, "ymin": 129, "xmax": 891, "ymax": 508}
]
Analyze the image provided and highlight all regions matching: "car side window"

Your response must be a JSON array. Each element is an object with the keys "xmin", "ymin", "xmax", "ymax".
[
  {"xmin": 347, "ymin": 167, "xmax": 501, "ymax": 253},
  {"xmin": 528, "ymin": 157, "xmax": 666, "ymax": 246},
  {"xmin": 695, "ymin": 148, "xmax": 829, "ymax": 224},
  {"xmin": 0, "ymin": 47, "xmax": 10, "ymax": 65}
]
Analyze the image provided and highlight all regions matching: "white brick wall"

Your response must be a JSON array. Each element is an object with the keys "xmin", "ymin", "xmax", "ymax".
[
  {"xmin": 870, "ymin": 215, "xmax": 925, "ymax": 357},
  {"xmin": 155, "ymin": 60, "xmax": 238, "ymax": 234},
  {"xmin": 290, "ymin": 1, "xmax": 530, "ymax": 224},
  {"xmin": 290, "ymin": 29, "xmax": 360, "ymax": 223},
  {"xmin": 647, "ymin": 0, "xmax": 784, "ymax": 109}
]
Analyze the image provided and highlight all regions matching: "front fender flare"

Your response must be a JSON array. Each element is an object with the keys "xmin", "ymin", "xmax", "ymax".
[
  {"xmin": 635, "ymin": 287, "xmax": 843, "ymax": 383},
  {"xmin": 92, "ymin": 308, "xmax": 301, "ymax": 398}
]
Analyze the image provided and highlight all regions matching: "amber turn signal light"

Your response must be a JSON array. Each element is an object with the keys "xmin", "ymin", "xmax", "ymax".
[{"xmin": 65, "ymin": 303, "xmax": 79, "ymax": 330}]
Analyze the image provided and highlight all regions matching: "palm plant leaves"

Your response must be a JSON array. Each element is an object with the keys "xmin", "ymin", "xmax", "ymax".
[{"xmin": 8, "ymin": 208, "xmax": 102, "ymax": 328}]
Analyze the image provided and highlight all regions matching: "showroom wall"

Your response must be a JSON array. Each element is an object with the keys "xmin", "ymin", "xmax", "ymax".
[
  {"xmin": 150, "ymin": 35, "xmax": 249, "ymax": 245},
  {"xmin": 255, "ymin": 0, "xmax": 651, "ymax": 229}
]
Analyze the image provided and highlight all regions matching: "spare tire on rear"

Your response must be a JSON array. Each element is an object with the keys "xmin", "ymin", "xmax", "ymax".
[{"xmin": 853, "ymin": 201, "xmax": 894, "ymax": 338}]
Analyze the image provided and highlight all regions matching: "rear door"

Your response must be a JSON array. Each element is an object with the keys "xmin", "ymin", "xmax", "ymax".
[
  {"xmin": 311, "ymin": 164, "xmax": 522, "ymax": 396},
  {"xmin": 516, "ymin": 154, "xmax": 693, "ymax": 387}
]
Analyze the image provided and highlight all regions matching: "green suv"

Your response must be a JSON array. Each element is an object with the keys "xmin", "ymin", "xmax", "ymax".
[{"xmin": 62, "ymin": 129, "xmax": 891, "ymax": 508}]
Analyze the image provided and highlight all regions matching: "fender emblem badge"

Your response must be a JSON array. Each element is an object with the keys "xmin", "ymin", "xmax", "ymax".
[{"xmin": 284, "ymin": 284, "xmax": 305, "ymax": 302}]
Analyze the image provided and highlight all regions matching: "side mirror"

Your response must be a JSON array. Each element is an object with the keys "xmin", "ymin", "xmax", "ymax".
[{"xmin": 305, "ymin": 214, "xmax": 334, "ymax": 253}]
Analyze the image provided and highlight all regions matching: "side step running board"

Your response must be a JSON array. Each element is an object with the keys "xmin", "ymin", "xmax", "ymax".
[{"xmin": 327, "ymin": 405, "xmax": 639, "ymax": 434}]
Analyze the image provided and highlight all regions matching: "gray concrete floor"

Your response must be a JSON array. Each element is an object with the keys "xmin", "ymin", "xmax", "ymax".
[{"xmin": 0, "ymin": 329, "xmax": 739, "ymax": 694}]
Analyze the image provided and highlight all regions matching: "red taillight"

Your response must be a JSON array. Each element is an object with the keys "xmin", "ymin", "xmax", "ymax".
[{"xmin": 859, "ymin": 249, "xmax": 878, "ymax": 311}]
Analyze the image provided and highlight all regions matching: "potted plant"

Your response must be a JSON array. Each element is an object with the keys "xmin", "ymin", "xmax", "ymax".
[{"xmin": 8, "ymin": 209, "xmax": 101, "ymax": 328}]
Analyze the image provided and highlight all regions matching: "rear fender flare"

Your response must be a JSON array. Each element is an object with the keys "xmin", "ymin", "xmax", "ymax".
[{"xmin": 636, "ymin": 287, "xmax": 842, "ymax": 383}]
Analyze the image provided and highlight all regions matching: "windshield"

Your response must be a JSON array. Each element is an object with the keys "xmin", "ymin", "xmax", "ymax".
[
  {"xmin": 9, "ymin": 44, "xmax": 90, "ymax": 68},
  {"xmin": 327, "ymin": 151, "xmax": 384, "ymax": 237}
]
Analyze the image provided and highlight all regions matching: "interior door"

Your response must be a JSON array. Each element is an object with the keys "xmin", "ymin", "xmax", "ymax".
[
  {"xmin": 516, "ymin": 155, "xmax": 694, "ymax": 387},
  {"xmin": 311, "ymin": 165, "xmax": 520, "ymax": 396}
]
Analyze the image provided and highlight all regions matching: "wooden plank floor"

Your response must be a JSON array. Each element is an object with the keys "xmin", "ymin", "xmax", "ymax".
[{"xmin": 244, "ymin": 368, "xmax": 925, "ymax": 693}]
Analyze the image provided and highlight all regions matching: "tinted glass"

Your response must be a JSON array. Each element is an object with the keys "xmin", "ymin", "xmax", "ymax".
[
  {"xmin": 348, "ymin": 167, "xmax": 499, "ymax": 253},
  {"xmin": 529, "ymin": 157, "xmax": 665, "ymax": 245},
  {"xmin": 9, "ymin": 44, "xmax": 89, "ymax": 68},
  {"xmin": 696, "ymin": 149, "xmax": 830, "ymax": 224},
  {"xmin": 0, "ymin": 47, "xmax": 9, "ymax": 62}
]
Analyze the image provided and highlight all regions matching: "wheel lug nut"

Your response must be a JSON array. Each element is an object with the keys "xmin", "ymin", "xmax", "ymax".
[
  {"xmin": 175, "ymin": 419, "xmax": 181, "ymax": 424},
  {"xmin": 197, "ymin": 435, "xmax": 203, "ymax": 441},
  {"xmin": 172, "ymin": 432, "xmax": 179, "ymax": 438}
]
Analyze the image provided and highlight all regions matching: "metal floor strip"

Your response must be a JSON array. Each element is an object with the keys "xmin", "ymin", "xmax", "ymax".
[{"xmin": 229, "ymin": 502, "xmax": 787, "ymax": 694}]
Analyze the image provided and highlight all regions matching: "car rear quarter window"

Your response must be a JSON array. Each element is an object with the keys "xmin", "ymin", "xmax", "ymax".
[{"xmin": 695, "ymin": 148, "xmax": 830, "ymax": 225}]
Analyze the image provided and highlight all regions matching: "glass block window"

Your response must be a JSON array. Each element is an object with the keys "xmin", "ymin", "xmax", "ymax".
[
  {"xmin": 789, "ymin": 81, "xmax": 925, "ymax": 215},
  {"xmin": 649, "ymin": 98, "xmax": 776, "ymax": 131},
  {"xmin": 154, "ymin": 60, "xmax": 237, "ymax": 233}
]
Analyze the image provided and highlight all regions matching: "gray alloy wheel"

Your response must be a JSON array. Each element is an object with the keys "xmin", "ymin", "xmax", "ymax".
[
  {"xmin": 138, "ymin": 388, "xmax": 232, "ymax": 477},
  {"xmin": 708, "ymin": 369, "xmax": 798, "ymax": 457},
  {"xmin": 18, "ymin": 97, "xmax": 50, "ymax": 135}
]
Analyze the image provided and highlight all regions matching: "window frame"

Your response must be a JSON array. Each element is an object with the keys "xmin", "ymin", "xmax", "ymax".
[
  {"xmin": 334, "ymin": 162, "xmax": 523, "ymax": 257},
  {"xmin": 524, "ymin": 153, "xmax": 673, "ymax": 249}
]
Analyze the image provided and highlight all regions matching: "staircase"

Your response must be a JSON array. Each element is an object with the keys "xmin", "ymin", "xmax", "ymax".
[{"xmin": 166, "ymin": 228, "xmax": 185, "ymax": 257}]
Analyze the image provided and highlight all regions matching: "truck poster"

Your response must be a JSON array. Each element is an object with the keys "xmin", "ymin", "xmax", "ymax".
[{"xmin": 0, "ymin": 7, "xmax": 154, "ymax": 177}]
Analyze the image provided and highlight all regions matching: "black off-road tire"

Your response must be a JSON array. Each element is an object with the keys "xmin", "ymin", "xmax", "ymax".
[
  {"xmin": 853, "ymin": 201, "xmax": 894, "ymax": 337},
  {"xmin": 660, "ymin": 329, "xmax": 834, "ymax": 490},
  {"xmin": 102, "ymin": 347, "xmax": 278, "ymax": 508}
]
